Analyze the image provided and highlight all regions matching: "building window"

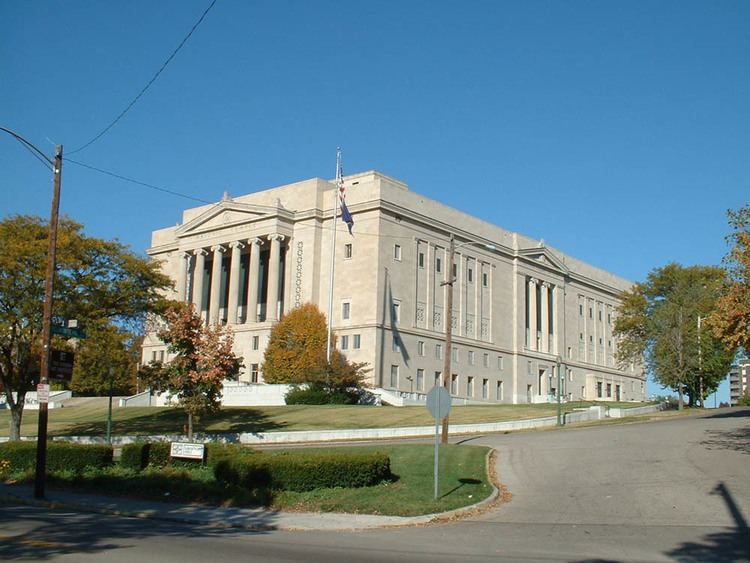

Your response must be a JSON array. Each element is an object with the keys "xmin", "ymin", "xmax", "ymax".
[
  {"xmin": 435, "ymin": 344, "xmax": 443, "ymax": 359},
  {"xmin": 250, "ymin": 363, "xmax": 259, "ymax": 383},
  {"xmin": 390, "ymin": 365, "xmax": 399, "ymax": 388},
  {"xmin": 498, "ymin": 355, "xmax": 504, "ymax": 370},
  {"xmin": 496, "ymin": 380, "xmax": 504, "ymax": 401},
  {"xmin": 579, "ymin": 304, "xmax": 584, "ymax": 316},
  {"xmin": 392, "ymin": 335, "xmax": 400, "ymax": 352},
  {"xmin": 607, "ymin": 313, "xmax": 612, "ymax": 324},
  {"xmin": 467, "ymin": 267, "xmax": 473, "ymax": 283},
  {"xmin": 434, "ymin": 371, "xmax": 442, "ymax": 386},
  {"xmin": 436, "ymin": 257, "xmax": 442, "ymax": 273},
  {"xmin": 452, "ymin": 347, "xmax": 459, "ymax": 363},
  {"xmin": 567, "ymin": 346, "xmax": 572, "ymax": 359},
  {"xmin": 344, "ymin": 243, "xmax": 353, "ymax": 259},
  {"xmin": 452, "ymin": 263, "xmax": 458, "ymax": 277},
  {"xmin": 342, "ymin": 301, "xmax": 350, "ymax": 320},
  {"xmin": 394, "ymin": 244, "xmax": 402, "ymax": 261},
  {"xmin": 417, "ymin": 341, "xmax": 425, "ymax": 356},
  {"xmin": 527, "ymin": 360, "xmax": 533, "ymax": 375},
  {"xmin": 341, "ymin": 335, "xmax": 349, "ymax": 350},
  {"xmin": 483, "ymin": 353, "xmax": 490, "ymax": 368},
  {"xmin": 606, "ymin": 383, "xmax": 612, "ymax": 398},
  {"xmin": 597, "ymin": 381, "xmax": 603, "ymax": 398},
  {"xmin": 416, "ymin": 369, "xmax": 424, "ymax": 391},
  {"xmin": 482, "ymin": 272, "xmax": 488, "ymax": 287},
  {"xmin": 451, "ymin": 374, "xmax": 458, "ymax": 394},
  {"xmin": 467, "ymin": 376, "xmax": 474, "ymax": 397},
  {"xmin": 353, "ymin": 334, "xmax": 361, "ymax": 349},
  {"xmin": 252, "ymin": 335, "xmax": 259, "ymax": 351},
  {"xmin": 418, "ymin": 252, "xmax": 425, "ymax": 268},
  {"xmin": 589, "ymin": 307, "xmax": 593, "ymax": 319},
  {"xmin": 468, "ymin": 350, "xmax": 475, "ymax": 365},
  {"xmin": 598, "ymin": 310, "xmax": 603, "ymax": 321},
  {"xmin": 482, "ymin": 378, "xmax": 488, "ymax": 399}
]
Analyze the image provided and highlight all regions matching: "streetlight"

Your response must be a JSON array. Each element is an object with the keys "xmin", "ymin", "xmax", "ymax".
[{"xmin": 441, "ymin": 234, "xmax": 496, "ymax": 444}]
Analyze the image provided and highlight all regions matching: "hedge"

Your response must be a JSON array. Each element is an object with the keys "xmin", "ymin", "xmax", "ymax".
[
  {"xmin": 120, "ymin": 442, "xmax": 255, "ymax": 471},
  {"xmin": 0, "ymin": 441, "xmax": 113, "ymax": 473},
  {"xmin": 215, "ymin": 450, "xmax": 391, "ymax": 492}
]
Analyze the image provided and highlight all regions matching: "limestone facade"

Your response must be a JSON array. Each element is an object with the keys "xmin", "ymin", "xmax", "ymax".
[{"xmin": 143, "ymin": 171, "xmax": 646, "ymax": 403}]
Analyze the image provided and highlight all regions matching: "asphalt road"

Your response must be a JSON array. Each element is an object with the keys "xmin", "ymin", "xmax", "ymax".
[{"xmin": 1, "ymin": 408, "xmax": 748, "ymax": 562}]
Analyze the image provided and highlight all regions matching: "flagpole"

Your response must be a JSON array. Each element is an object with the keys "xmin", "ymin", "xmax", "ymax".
[{"xmin": 326, "ymin": 148, "xmax": 342, "ymax": 368}]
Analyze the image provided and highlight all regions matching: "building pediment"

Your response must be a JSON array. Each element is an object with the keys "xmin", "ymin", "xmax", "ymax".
[
  {"xmin": 175, "ymin": 201, "xmax": 293, "ymax": 238},
  {"xmin": 517, "ymin": 246, "xmax": 569, "ymax": 274}
]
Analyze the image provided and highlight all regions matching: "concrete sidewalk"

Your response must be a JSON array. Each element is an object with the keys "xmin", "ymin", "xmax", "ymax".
[{"xmin": 0, "ymin": 482, "xmax": 492, "ymax": 531}]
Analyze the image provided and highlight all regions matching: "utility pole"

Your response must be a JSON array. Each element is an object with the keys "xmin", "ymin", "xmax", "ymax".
[
  {"xmin": 34, "ymin": 144, "xmax": 63, "ymax": 500},
  {"xmin": 441, "ymin": 235, "xmax": 455, "ymax": 444},
  {"xmin": 698, "ymin": 315, "xmax": 704, "ymax": 408}
]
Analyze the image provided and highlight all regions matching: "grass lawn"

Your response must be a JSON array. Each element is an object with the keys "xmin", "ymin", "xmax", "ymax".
[
  {"xmin": 0, "ymin": 401, "xmax": 656, "ymax": 438},
  {"xmin": 3, "ymin": 444, "xmax": 493, "ymax": 516}
]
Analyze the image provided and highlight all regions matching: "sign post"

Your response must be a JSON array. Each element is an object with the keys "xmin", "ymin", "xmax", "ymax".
[{"xmin": 426, "ymin": 386, "xmax": 452, "ymax": 500}]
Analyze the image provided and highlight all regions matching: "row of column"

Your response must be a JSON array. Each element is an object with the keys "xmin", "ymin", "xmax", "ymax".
[
  {"xmin": 527, "ymin": 277, "xmax": 557, "ymax": 354},
  {"xmin": 175, "ymin": 234, "xmax": 285, "ymax": 325}
]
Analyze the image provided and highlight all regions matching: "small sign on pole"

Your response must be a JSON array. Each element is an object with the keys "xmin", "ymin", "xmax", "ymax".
[
  {"xmin": 426, "ymin": 386, "xmax": 452, "ymax": 500},
  {"xmin": 36, "ymin": 383, "xmax": 50, "ymax": 404}
]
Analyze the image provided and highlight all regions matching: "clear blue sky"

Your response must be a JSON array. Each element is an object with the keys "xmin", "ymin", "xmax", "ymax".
[{"xmin": 2, "ymin": 0, "xmax": 748, "ymax": 403}]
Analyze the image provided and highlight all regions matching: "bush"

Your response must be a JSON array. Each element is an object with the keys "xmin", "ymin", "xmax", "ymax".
[
  {"xmin": 0, "ymin": 441, "xmax": 113, "ymax": 473},
  {"xmin": 215, "ymin": 450, "xmax": 391, "ymax": 492},
  {"xmin": 285, "ymin": 383, "xmax": 359, "ymax": 405},
  {"xmin": 120, "ymin": 441, "xmax": 255, "ymax": 471}
]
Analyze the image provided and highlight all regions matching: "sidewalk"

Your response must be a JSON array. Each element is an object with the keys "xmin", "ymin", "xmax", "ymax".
[{"xmin": 0, "ymin": 482, "xmax": 460, "ymax": 531}]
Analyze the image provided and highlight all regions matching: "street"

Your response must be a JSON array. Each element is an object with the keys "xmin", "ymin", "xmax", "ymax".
[{"xmin": 1, "ymin": 408, "xmax": 748, "ymax": 562}]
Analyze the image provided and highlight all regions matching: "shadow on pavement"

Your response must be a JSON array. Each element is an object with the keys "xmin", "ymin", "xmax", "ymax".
[
  {"xmin": 0, "ymin": 501, "xmax": 277, "ymax": 560},
  {"xmin": 666, "ymin": 482, "xmax": 750, "ymax": 562}
]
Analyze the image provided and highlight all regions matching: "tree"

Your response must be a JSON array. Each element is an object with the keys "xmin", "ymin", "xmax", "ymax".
[
  {"xmin": 262, "ymin": 303, "xmax": 368, "ymax": 399},
  {"xmin": 0, "ymin": 215, "xmax": 171, "ymax": 440},
  {"xmin": 707, "ymin": 206, "xmax": 750, "ymax": 353},
  {"xmin": 613, "ymin": 263, "xmax": 734, "ymax": 408},
  {"xmin": 70, "ymin": 323, "xmax": 140, "ymax": 396},
  {"xmin": 140, "ymin": 303, "xmax": 242, "ymax": 439}
]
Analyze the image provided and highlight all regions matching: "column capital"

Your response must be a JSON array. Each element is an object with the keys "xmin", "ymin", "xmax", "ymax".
[
  {"xmin": 541, "ymin": 281, "xmax": 552, "ymax": 289},
  {"xmin": 211, "ymin": 244, "xmax": 226, "ymax": 253},
  {"xmin": 229, "ymin": 240, "xmax": 245, "ymax": 251},
  {"xmin": 267, "ymin": 233, "xmax": 286, "ymax": 243},
  {"xmin": 529, "ymin": 277, "xmax": 539, "ymax": 286},
  {"xmin": 179, "ymin": 251, "xmax": 191, "ymax": 260},
  {"xmin": 247, "ymin": 237, "xmax": 263, "ymax": 247},
  {"xmin": 194, "ymin": 248, "xmax": 208, "ymax": 257}
]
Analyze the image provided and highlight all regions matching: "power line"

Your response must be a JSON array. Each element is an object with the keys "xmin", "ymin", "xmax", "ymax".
[
  {"xmin": 67, "ymin": 0, "xmax": 218, "ymax": 156},
  {"xmin": 0, "ymin": 125, "xmax": 54, "ymax": 169},
  {"xmin": 66, "ymin": 158, "xmax": 211, "ymax": 204}
]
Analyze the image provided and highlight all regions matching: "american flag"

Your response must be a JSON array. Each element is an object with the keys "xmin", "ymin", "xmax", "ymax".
[{"xmin": 338, "ymin": 163, "xmax": 354, "ymax": 235}]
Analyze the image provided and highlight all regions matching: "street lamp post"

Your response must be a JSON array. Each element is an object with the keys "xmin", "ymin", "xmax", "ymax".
[{"xmin": 440, "ymin": 235, "xmax": 496, "ymax": 444}]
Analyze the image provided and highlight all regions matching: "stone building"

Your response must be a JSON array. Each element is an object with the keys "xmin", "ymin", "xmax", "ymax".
[
  {"xmin": 143, "ymin": 170, "xmax": 646, "ymax": 403},
  {"xmin": 729, "ymin": 357, "xmax": 749, "ymax": 406}
]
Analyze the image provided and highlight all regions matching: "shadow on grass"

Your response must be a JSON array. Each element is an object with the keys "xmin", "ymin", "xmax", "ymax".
[
  {"xmin": 440, "ymin": 477, "xmax": 484, "ymax": 499},
  {"xmin": 60, "ymin": 408, "xmax": 285, "ymax": 437}
]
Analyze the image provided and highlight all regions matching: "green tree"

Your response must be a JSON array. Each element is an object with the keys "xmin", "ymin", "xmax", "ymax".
[
  {"xmin": 0, "ymin": 215, "xmax": 171, "ymax": 440},
  {"xmin": 614, "ymin": 263, "xmax": 734, "ymax": 408},
  {"xmin": 707, "ymin": 206, "xmax": 750, "ymax": 353},
  {"xmin": 70, "ymin": 323, "xmax": 140, "ymax": 396},
  {"xmin": 262, "ymin": 303, "xmax": 368, "ymax": 399},
  {"xmin": 140, "ymin": 303, "xmax": 242, "ymax": 439}
]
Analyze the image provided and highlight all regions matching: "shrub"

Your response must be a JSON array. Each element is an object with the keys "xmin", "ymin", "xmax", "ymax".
[
  {"xmin": 215, "ymin": 450, "xmax": 391, "ymax": 492},
  {"xmin": 120, "ymin": 441, "xmax": 255, "ymax": 471},
  {"xmin": 285, "ymin": 383, "xmax": 359, "ymax": 405},
  {"xmin": 0, "ymin": 441, "xmax": 112, "ymax": 473}
]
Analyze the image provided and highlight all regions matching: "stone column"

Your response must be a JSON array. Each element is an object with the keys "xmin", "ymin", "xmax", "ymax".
[
  {"xmin": 540, "ymin": 282, "xmax": 549, "ymax": 353},
  {"xmin": 267, "ymin": 234, "xmax": 285, "ymax": 322},
  {"xmin": 176, "ymin": 251, "xmax": 190, "ymax": 302},
  {"xmin": 246, "ymin": 238, "xmax": 262, "ymax": 323},
  {"xmin": 209, "ymin": 245, "xmax": 226, "ymax": 325},
  {"xmin": 227, "ymin": 241, "xmax": 244, "ymax": 324},
  {"xmin": 528, "ymin": 278, "xmax": 538, "ymax": 351},
  {"xmin": 192, "ymin": 249, "xmax": 207, "ymax": 316},
  {"xmin": 552, "ymin": 285, "xmax": 560, "ymax": 356}
]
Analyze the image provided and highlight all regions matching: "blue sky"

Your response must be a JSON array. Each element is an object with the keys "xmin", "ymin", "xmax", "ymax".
[{"xmin": 1, "ymin": 0, "xmax": 748, "ymax": 403}]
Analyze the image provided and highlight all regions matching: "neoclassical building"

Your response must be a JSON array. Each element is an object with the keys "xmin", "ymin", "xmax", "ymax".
[{"xmin": 143, "ymin": 171, "xmax": 646, "ymax": 403}]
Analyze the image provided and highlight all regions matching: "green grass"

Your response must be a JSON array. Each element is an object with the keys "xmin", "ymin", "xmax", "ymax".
[
  {"xmin": 2, "ymin": 444, "xmax": 493, "ymax": 516},
  {"xmin": 270, "ymin": 444, "xmax": 493, "ymax": 516},
  {"xmin": 0, "ymin": 401, "xmax": 653, "ymax": 438}
]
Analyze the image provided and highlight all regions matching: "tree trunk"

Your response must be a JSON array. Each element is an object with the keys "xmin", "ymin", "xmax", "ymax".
[
  {"xmin": 187, "ymin": 413, "xmax": 193, "ymax": 441},
  {"xmin": 7, "ymin": 391, "xmax": 26, "ymax": 441}
]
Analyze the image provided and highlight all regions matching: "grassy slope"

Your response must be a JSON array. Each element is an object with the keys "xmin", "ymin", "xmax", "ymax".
[{"xmin": 0, "ymin": 401, "xmax": 654, "ymax": 438}]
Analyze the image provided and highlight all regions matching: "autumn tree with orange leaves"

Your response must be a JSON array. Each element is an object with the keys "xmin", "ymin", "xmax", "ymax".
[
  {"xmin": 140, "ymin": 303, "xmax": 242, "ymax": 439},
  {"xmin": 707, "ymin": 206, "xmax": 750, "ymax": 355}
]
